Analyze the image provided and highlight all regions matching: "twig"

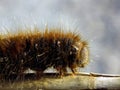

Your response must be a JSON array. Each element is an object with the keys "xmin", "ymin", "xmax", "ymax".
[{"xmin": 0, "ymin": 72, "xmax": 120, "ymax": 90}]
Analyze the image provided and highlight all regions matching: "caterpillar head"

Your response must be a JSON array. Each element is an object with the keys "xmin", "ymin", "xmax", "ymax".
[{"xmin": 71, "ymin": 41, "xmax": 89, "ymax": 68}]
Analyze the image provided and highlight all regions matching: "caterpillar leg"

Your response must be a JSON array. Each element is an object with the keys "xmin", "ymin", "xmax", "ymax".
[
  {"xmin": 69, "ymin": 63, "xmax": 78, "ymax": 75},
  {"xmin": 70, "ymin": 66, "xmax": 78, "ymax": 77},
  {"xmin": 55, "ymin": 65, "xmax": 67, "ymax": 78},
  {"xmin": 36, "ymin": 70, "xmax": 44, "ymax": 79},
  {"xmin": 18, "ymin": 67, "xmax": 27, "ymax": 81}
]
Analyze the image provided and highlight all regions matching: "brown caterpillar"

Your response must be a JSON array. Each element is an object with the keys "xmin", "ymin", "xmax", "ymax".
[{"xmin": 0, "ymin": 28, "xmax": 89, "ymax": 78}]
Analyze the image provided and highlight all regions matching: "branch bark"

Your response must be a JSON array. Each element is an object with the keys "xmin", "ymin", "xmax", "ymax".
[{"xmin": 0, "ymin": 72, "xmax": 120, "ymax": 90}]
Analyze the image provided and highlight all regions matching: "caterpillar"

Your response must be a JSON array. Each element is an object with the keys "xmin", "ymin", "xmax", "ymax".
[{"xmin": 0, "ymin": 28, "xmax": 89, "ymax": 78}]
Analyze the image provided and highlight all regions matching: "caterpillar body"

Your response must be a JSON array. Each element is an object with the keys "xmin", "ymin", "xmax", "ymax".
[{"xmin": 0, "ymin": 28, "xmax": 89, "ymax": 78}]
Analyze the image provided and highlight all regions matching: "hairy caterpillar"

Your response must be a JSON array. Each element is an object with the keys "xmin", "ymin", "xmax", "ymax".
[{"xmin": 0, "ymin": 28, "xmax": 89, "ymax": 78}]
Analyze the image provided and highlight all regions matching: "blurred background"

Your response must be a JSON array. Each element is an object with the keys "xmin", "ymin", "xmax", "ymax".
[{"xmin": 0, "ymin": 0, "xmax": 120, "ymax": 74}]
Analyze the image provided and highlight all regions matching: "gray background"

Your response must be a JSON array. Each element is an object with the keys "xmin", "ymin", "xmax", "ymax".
[{"xmin": 0, "ymin": 0, "xmax": 120, "ymax": 74}]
